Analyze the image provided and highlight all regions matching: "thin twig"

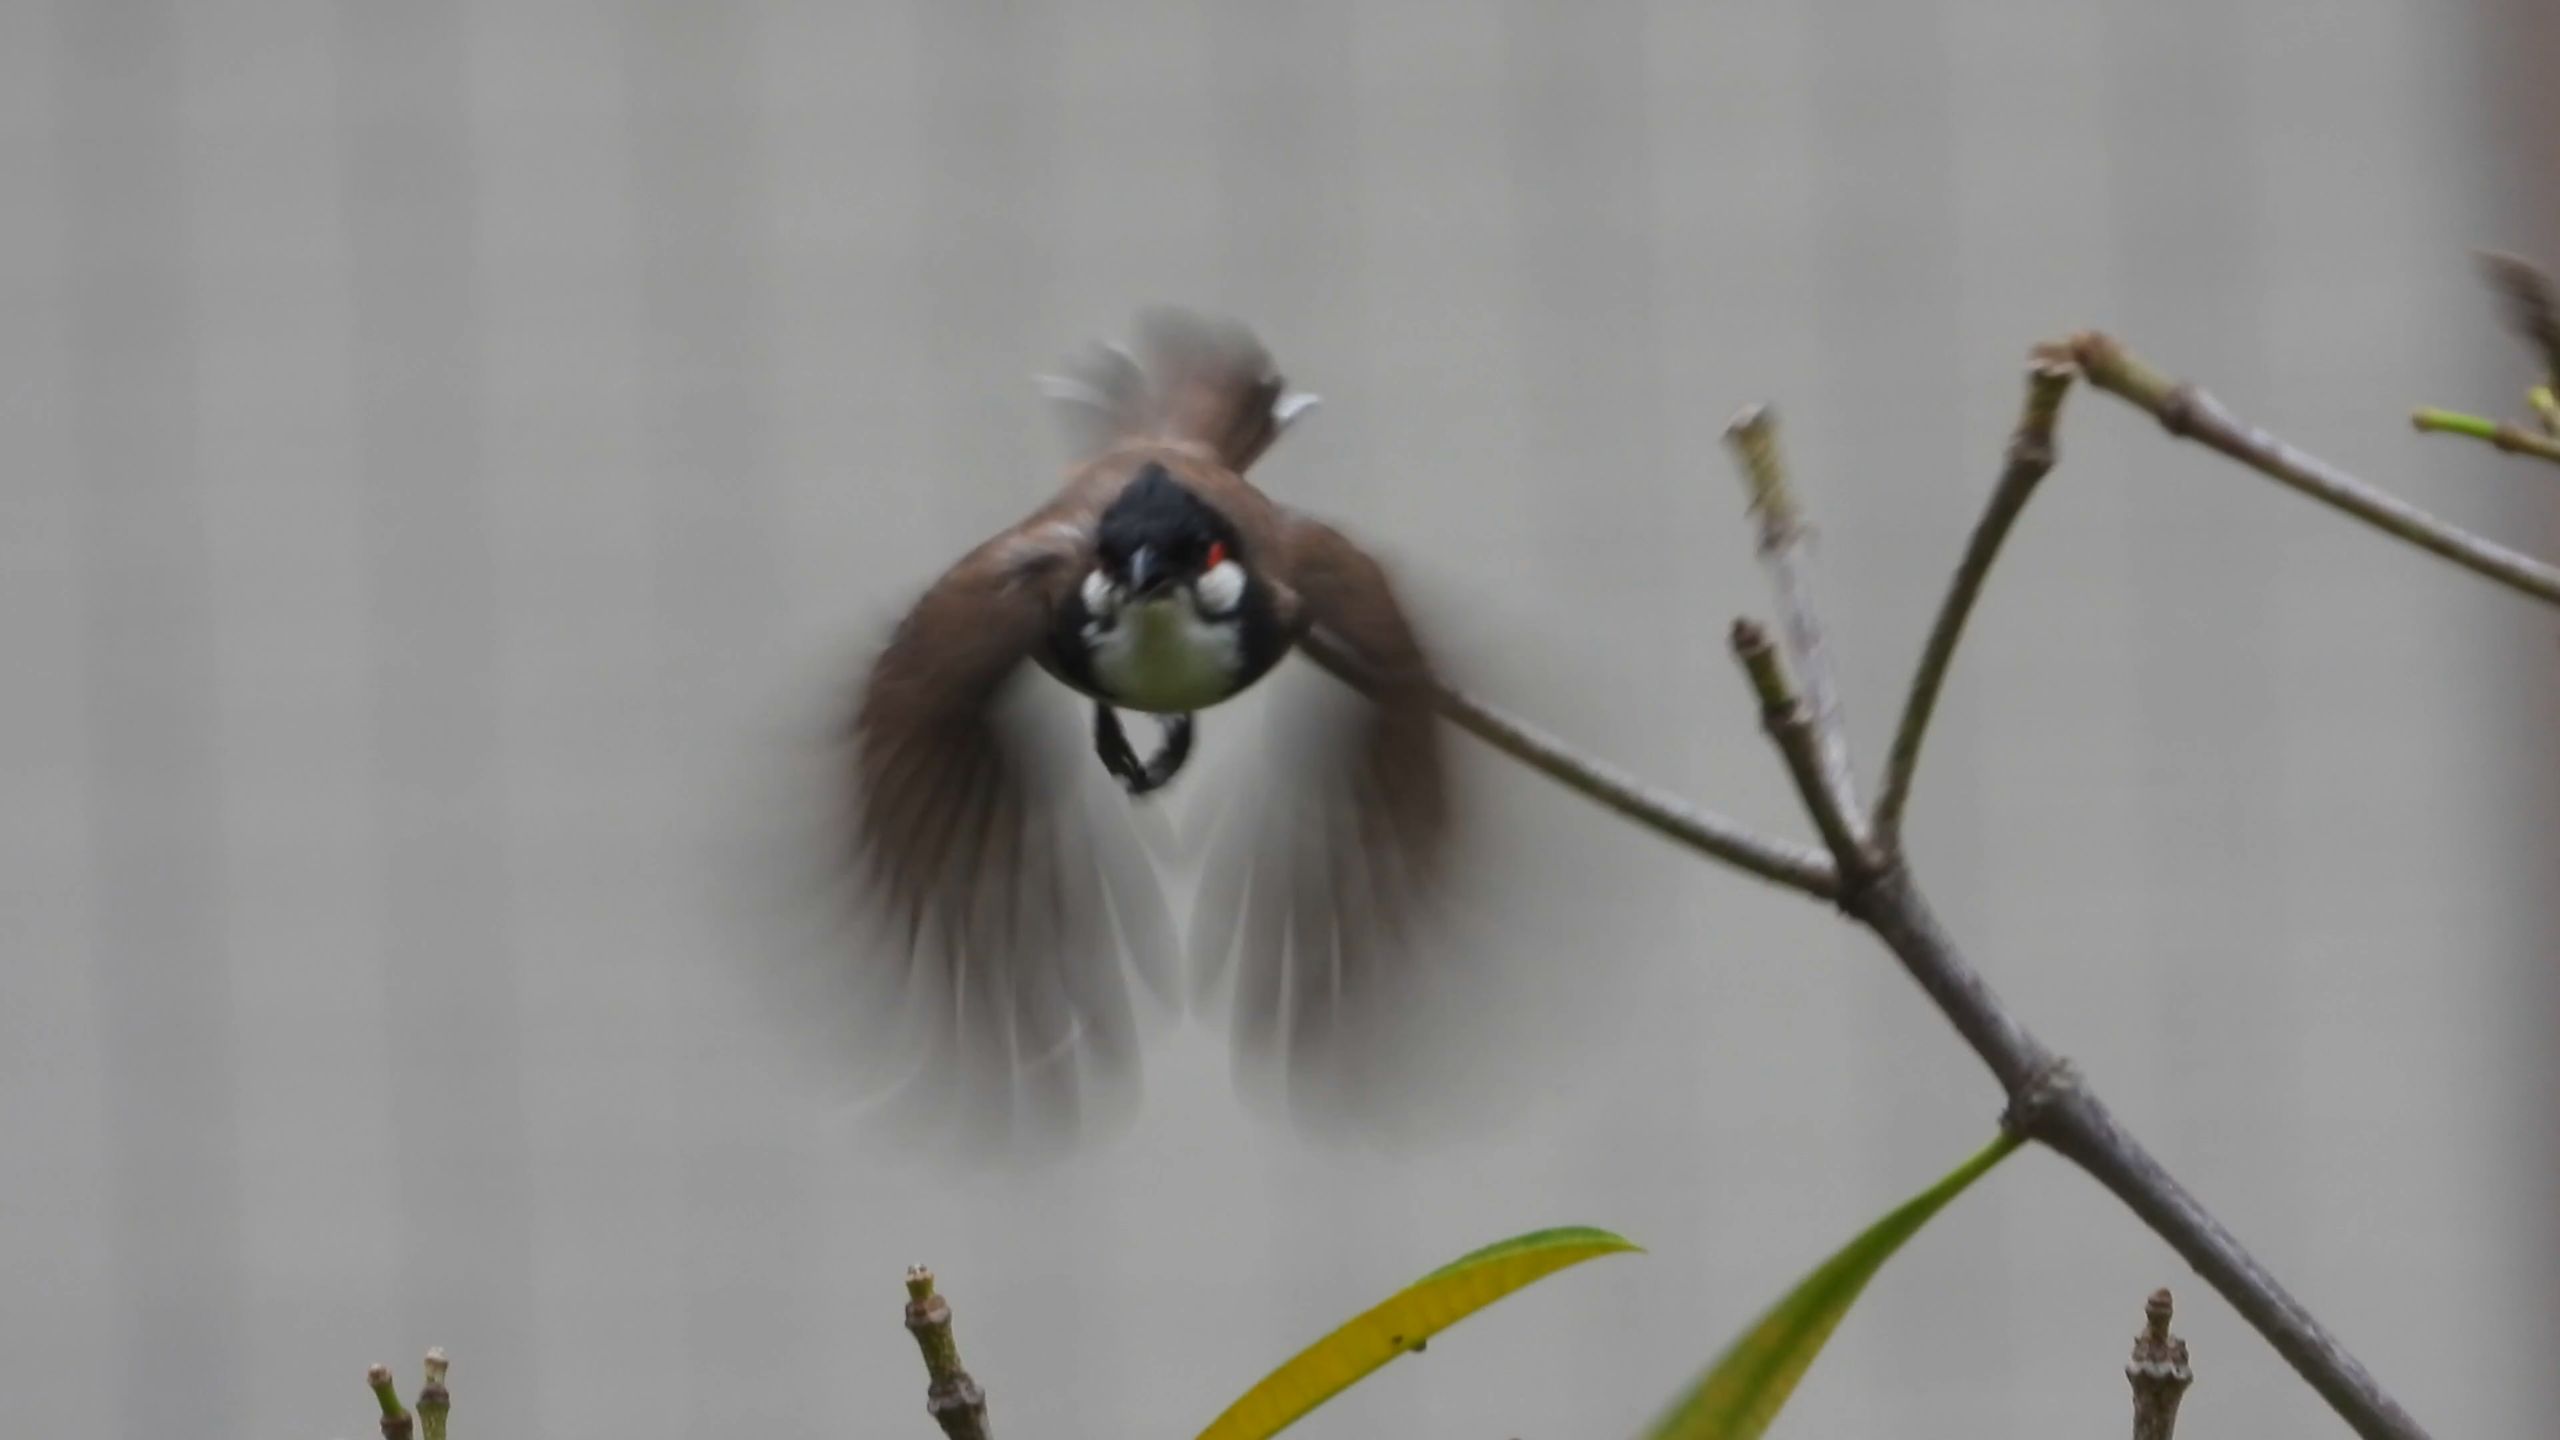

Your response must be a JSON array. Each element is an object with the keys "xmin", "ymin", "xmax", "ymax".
[
  {"xmin": 1729, "ymin": 619, "xmax": 1866, "ymax": 873},
  {"xmin": 2128, "ymin": 1289, "xmax": 2195, "ymax": 1440},
  {"xmin": 905, "ymin": 1266, "xmax": 993, "ymax": 1440},
  {"xmin": 1295, "ymin": 628, "xmax": 1841, "ymax": 899},
  {"xmin": 1724, "ymin": 405, "xmax": 1872, "ymax": 858},
  {"xmin": 366, "ymin": 1363, "xmax": 413, "ymax": 1440},
  {"xmin": 2068, "ymin": 331, "xmax": 2560, "ymax": 608},
  {"xmin": 2410, "ymin": 406, "xmax": 2560, "ymax": 467},
  {"xmin": 1873, "ymin": 357, "xmax": 2077, "ymax": 850}
]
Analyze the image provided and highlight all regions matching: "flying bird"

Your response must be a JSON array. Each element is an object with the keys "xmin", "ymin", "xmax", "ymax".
[{"xmin": 837, "ymin": 308, "xmax": 1457, "ymax": 1148}]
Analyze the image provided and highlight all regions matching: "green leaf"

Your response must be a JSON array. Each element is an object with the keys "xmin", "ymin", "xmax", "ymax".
[
  {"xmin": 1194, "ymin": 1225, "xmax": 1642, "ymax": 1440},
  {"xmin": 1637, "ymin": 1132, "xmax": 2023, "ymax": 1440}
]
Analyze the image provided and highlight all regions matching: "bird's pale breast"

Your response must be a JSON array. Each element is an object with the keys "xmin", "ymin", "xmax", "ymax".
[{"xmin": 1086, "ymin": 596, "xmax": 1244, "ymax": 713}]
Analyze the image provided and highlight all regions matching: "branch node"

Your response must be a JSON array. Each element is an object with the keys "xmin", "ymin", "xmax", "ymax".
[
  {"xmin": 2155, "ymin": 383, "xmax": 2204, "ymax": 439},
  {"xmin": 1730, "ymin": 617, "xmax": 1791, "ymax": 708},
  {"xmin": 1998, "ymin": 1053, "xmax": 2083, "ymax": 1140},
  {"xmin": 2129, "ymin": 1288, "xmax": 2196, "ymax": 1440}
]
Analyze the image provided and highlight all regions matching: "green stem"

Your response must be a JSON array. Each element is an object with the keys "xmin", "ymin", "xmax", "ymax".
[{"xmin": 2410, "ymin": 407, "xmax": 2560, "ymax": 467}]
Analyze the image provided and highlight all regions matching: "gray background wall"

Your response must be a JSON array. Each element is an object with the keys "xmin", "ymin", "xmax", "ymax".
[{"xmin": 3, "ymin": 3, "xmax": 2554, "ymax": 1437}]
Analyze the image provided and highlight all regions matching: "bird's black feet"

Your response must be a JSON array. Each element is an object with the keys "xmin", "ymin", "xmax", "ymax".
[{"xmin": 1093, "ymin": 704, "xmax": 1194, "ymax": 797}]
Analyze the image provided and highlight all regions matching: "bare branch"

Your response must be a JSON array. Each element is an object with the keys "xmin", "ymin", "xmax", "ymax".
[
  {"xmin": 2127, "ymin": 1289, "xmax": 2194, "ymax": 1440},
  {"xmin": 2068, "ymin": 332, "xmax": 2560, "ymax": 608},
  {"xmin": 1312, "ymin": 563, "xmax": 2426, "ymax": 1434},
  {"xmin": 1724, "ymin": 405, "xmax": 1872, "ymax": 857},
  {"xmin": 904, "ymin": 1266, "xmax": 993, "ymax": 1440},
  {"xmin": 1729, "ymin": 619, "xmax": 1867, "ymax": 873},
  {"xmin": 1720, "ymin": 419, "xmax": 2430, "ymax": 1434},
  {"xmin": 1874, "ymin": 357, "xmax": 2077, "ymax": 850},
  {"xmin": 1295, "ymin": 333, "xmax": 2480, "ymax": 1440},
  {"xmin": 2410, "ymin": 406, "xmax": 2560, "ymax": 467},
  {"xmin": 1296, "ymin": 628, "xmax": 1840, "ymax": 900}
]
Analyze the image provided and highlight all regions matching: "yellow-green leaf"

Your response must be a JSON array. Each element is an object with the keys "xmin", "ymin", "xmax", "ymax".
[
  {"xmin": 1638, "ymin": 1132, "xmax": 2023, "ymax": 1440},
  {"xmin": 1194, "ymin": 1225, "xmax": 1641, "ymax": 1440}
]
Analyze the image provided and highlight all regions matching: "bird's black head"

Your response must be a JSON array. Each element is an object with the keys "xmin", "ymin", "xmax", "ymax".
[{"xmin": 1095, "ymin": 463, "xmax": 1240, "ymax": 598}]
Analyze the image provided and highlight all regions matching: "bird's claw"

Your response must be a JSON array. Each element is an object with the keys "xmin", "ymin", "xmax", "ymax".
[{"xmin": 1093, "ymin": 704, "xmax": 1193, "ymax": 797}]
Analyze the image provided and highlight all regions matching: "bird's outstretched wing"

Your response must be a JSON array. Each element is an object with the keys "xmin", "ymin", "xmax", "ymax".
[
  {"xmin": 837, "ymin": 520, "xmax": 1180, "ymax": 1158},
  {"xmin": 1185, "ymin": 513, "xmax": 1459, "ymax": 1133}
]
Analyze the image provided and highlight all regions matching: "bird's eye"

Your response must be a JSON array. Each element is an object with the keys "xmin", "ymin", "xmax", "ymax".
[{"xmin": 1205, "ymin": 541, "xmax": 1229, "ymax": 569}]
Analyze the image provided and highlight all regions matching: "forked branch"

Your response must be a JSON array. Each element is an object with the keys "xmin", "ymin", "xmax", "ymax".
[{"xmin": 1138, "ymin": 293, "xmax": 2558, "ymax": 1439}]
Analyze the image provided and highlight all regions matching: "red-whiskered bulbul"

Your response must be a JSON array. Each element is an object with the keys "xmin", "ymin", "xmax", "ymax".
[{"xmin": 837, "ymin": 309, "xmax": 1452, "ymax": 1146}]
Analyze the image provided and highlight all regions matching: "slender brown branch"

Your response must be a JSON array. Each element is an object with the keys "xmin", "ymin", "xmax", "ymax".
[
  {"xmin": 905, "ymin": 1266, "xmax": 993, "ymax": 1440},
  {"xmin": 1296, "ymin": 628, "xmax": 1841, "ymax": 900},
  {"xmin": 2410, "ymin": 406, "xmax": 2560, "ymax": 467},
  {"xmin": 1724, "ymin": 405, "xmax": 1871, "ymax": 856},
  {"xmin": 2068, "ymin": 331, "xmax": 2560, "ymax": 608},
  {"xmin": 1873, "ymin": 357, "xmax": 2077, "ymax": 850},
  {"xmin": 1729, "ymin": 619, "xmax": 1866, "ymax": 874},
  {"xmin": 2127, "ymin": 1289, "xmax": 2194, "ymax": 1440}
]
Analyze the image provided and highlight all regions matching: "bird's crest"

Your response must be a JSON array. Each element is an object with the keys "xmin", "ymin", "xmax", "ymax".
[{"xmin": 1037, "ymin": 307, "xmax": 1320, "ymax": 473}]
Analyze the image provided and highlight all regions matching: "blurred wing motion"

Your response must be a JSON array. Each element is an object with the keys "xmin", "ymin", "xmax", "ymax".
[
  {"xmin": 1186, "ymin": 514, "xmax": 1459, "ymax": 1134},
  {"xmin": 839, "ymin": 524, "xmax": 1179, "ymax": 1157}
]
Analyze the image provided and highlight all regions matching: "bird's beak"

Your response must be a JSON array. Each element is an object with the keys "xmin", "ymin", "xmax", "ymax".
[{"xmin": 1127, "ymin": 545, "xmax": 1168, "ymax": 597}]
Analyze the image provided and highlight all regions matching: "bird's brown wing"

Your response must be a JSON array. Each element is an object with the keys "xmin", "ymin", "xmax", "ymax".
[
  {"xmin": 840, "ymin": 519, "xmax": 1180, "ymax": 1156},
  {"xmin": 1185, "ymin": 513, "xmax": 1458, "ymax": 1130}
]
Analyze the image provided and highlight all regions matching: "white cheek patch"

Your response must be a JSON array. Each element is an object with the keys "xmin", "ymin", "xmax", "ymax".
[
  {"xmin": 1080, "ymin": 569, "xmax": 1121, "ymax": 617},
  {"xmin": 1193, "ymin": 559, "xmax": 1246, "ymax": 615}
]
